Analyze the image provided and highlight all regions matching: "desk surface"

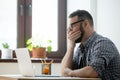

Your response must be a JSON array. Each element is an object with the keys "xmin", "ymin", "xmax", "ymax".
[{"xmin": 0, "ymin": 75, "xmax": 101, "ymax": 80}]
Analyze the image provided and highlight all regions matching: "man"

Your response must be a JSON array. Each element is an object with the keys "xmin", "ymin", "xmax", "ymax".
[{"xmin": 61, "ymin": 10, "xmax": 120, "ymax": 80}]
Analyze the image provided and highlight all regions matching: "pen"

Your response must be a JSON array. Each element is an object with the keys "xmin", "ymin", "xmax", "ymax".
[{"xmin": 50, "ymin": 60, "xmax": 53, "ymax": 64}]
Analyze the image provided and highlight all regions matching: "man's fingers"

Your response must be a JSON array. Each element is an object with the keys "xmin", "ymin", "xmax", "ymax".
[{"xmin": 67, "ymin": 30, "xmax": 81, "ymax": 41}]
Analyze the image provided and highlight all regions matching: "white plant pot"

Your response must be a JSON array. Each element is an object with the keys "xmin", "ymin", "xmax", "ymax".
[{"xmin": 1, "ymin": 49, "xmax": 13, "ymax": 59}]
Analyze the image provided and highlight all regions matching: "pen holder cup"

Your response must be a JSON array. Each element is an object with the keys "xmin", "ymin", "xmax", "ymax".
[{"xmin": 41, "ymin": 63, "xmax": 51, "ymax": 75}]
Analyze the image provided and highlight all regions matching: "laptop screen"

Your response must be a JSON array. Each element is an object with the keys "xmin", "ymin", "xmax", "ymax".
[{"xmin": 15, "ymin": 48, "xmax": 35, "ymax": 77}]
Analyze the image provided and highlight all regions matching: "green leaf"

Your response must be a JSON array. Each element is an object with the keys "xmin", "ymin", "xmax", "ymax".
[
  {"xmin": 26, "ymin": 39, "xmax": 32, "ymax": 45},
  {"xmin": 47, "ymin": 46, "xmax": 52, "ymax": 52},
  {"xmin": 47, "ymin": 40, "xmax": 52, "ymax": 44}
]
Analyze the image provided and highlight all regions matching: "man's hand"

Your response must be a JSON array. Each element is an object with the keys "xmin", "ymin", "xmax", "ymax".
[
  {"xmin": 67, "ymin": 29, "xmax": 81, "ymax": 47},
  {"xmin": 67, "ymin": 29, "xmax": 81, "ymax": 42}
]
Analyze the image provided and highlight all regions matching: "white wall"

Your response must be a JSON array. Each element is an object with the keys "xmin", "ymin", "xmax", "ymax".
[
  {"xmin": 67, "ymin": 0, "xmax": 90, "ymax": 14},
  {"xmin": 97, "ymin": 0, "xmax": 120, "ymax": 52}
]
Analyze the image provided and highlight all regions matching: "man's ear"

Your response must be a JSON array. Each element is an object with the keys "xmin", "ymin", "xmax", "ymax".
[{"xmin": 83, "ymin": 20, "xmax": 89, "ymax": 28}]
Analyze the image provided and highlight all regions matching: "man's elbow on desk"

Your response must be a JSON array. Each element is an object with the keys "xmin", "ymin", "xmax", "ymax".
[{"xmin": 62, "ymin": 66, "xmax": 99, "ymax": 78}]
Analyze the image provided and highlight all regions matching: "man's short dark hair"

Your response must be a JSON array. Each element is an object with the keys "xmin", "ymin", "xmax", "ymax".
[{"xmin": 69, "ymin": 10, "xmax": 94, "ymax": 26}]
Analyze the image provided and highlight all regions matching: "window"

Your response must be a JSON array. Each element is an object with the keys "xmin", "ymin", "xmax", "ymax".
[
  {"xmin": 32, "ymin": 0, "xmax": 58, "ymax": 51},
  {"xmin": 0, "ymin": 0, "xmax": 17, "ymax": 49},
  {"xmin": 0, "ymin": 0, "xmax": 67, "ymax": 59}
]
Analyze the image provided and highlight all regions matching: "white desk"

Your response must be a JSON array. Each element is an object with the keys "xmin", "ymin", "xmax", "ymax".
[{"xmin": 0, "ymin": 75, "xmax": 101, "ymax": 80}]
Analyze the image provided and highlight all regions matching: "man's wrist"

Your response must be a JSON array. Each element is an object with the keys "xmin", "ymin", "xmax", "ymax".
[{"xmin": 68, "ymin": 41, "xmax": 75, "ymax": 48}]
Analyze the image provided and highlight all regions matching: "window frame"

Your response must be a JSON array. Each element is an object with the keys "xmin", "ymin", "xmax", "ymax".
[{"xmin": 17, "ymin": 0, "xmax": 67, "ymax": 59}]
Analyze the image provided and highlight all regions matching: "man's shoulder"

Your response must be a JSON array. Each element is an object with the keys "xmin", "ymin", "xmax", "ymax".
[
  {"xmin": 91, "ymin": 33, "xmax": 119, "ymax": 57},
  {"xmin": 91, "ymin": 33, "xmax": 117, "ymax": 50},
  {"xmin": 94, "ymin": 33, "xmax": 113, "ymax": 44}
]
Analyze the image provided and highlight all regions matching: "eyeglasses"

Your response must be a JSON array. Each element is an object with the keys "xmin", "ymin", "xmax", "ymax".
[{"xmin": 69, "ymin": 19, "xmax": 84, "ymax": 30}]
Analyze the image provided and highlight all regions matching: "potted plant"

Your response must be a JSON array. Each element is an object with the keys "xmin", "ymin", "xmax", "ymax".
[
  {"xmin": 1, "ymin": 43, "xmax": 13, "ymax": 59},
  {"xmin": 26, "ymin": 37, "xmax": 52, "ymax": 58}
]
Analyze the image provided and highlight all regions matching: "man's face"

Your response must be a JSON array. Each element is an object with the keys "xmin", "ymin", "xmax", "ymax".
[{"xmin": 69, "ymin": 16, "xmax": 84, "ymax": 43}]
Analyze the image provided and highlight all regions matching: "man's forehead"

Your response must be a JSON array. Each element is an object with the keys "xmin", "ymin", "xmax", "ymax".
[{"xmin": 69, "ymin": 16, "xmax": 78, "ymax": 23}]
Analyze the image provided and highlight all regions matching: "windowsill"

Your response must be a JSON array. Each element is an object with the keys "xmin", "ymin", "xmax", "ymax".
[{"xmin": 0, "ymin": 58, "xmax": 62, "ymax": 63}]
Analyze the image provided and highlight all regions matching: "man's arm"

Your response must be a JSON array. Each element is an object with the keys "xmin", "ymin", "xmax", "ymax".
[
  {"xmin": 64, "ymin": 66, "xmax": 99, "ymax": 78},
  {"xmin": 61, "ymin": 29, "xmax": 78, "ymax": 76},
  {"xmin": 61, "ymin": 41, "xmax": 75, "ymax": 76}
]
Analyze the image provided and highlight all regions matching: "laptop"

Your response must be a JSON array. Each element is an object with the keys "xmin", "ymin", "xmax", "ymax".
[{"xmin": 15, "ymin": 48, "xmax": 60, "ymax": 77}]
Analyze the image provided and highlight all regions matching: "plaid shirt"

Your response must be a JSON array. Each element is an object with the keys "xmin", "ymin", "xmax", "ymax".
[{"xmin": 73, "ymin": 32, "xmax": 120, "ymax": 80}]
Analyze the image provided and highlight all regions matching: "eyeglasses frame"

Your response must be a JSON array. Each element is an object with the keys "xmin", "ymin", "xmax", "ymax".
[{"xmin": 69, "ymin": 19, "xmax": 84, "ymax": 30}]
